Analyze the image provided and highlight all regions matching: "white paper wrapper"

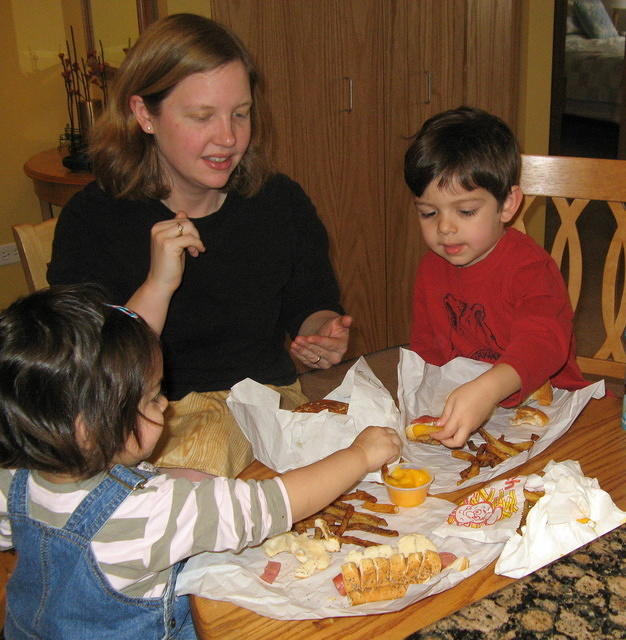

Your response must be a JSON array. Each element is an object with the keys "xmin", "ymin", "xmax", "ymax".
[
  {"xmin": 432, "ymin": 475, "xmax": 527, "ymax": 543},
  {"xmin": 397, "ymin": 349, "xmax": 605, "ymax": 493},
  {"xmin": 176, "ymin": 482, "xmax": 504, "ymax": 619},
  {"xmin": 226, "ymin": 357, "xmax": 401, "ymax": 482},
  {"xmin": 495, "ymin": 460, "xmax": 626, "ymax": 578}
]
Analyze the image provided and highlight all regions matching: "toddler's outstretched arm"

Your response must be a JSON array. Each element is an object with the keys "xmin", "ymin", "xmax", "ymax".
[{"xmin": 281, "ymin": 426, "xmax": 401, "ymax": 522}]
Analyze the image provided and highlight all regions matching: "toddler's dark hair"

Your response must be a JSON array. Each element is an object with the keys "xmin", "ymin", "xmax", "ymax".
[
  {"xmin": 0, "ymin": 284, "xmax": 161, "ymax": 477},
  {"xmin": 404, "ymin": 106, "xmax": 521, "ymax": 207}
]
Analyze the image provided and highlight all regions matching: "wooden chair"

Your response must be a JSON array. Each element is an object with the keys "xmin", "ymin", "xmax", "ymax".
[
  {"xmin": 12, "ymin": 217, "xmax": 58, "ymax": 292},
  {"xmin": 516, "ymin": 154, "xmax": 626, "ymax": 381}
]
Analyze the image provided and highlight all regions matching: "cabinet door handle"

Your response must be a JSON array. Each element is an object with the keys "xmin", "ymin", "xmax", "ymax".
[
  {"xmin": 341, "ymin": 77, "xmax": 353, "ymax": 113},
  {"xmin": 423, "ymin": 71, "xmax": 432, "ymax": 104}
]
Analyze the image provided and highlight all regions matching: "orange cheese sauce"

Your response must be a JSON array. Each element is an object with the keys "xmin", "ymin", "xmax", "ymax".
[{"xmin": 385, "ymin": 467, "xmax": 431, "ymax": 488}]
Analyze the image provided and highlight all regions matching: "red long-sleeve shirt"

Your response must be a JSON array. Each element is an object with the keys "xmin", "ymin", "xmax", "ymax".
[{"xmin": 410, "ymin": 228, "xmax": 588, "ymax": 407}]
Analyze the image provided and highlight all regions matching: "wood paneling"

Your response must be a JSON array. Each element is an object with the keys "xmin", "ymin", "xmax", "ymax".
[{"xmin": 212, "ymin": 1, "xmax": 521, "ymax": 357}]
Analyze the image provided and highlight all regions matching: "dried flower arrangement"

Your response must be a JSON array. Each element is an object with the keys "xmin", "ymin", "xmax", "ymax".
[{"xmin": 58, "ymin": 26, "xmax": 111, "ymax": 166}]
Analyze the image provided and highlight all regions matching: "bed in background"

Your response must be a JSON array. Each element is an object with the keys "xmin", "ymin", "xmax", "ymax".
[{"xmin": 565, "ymin": 0, "xmax": 625, "ymax": 123}]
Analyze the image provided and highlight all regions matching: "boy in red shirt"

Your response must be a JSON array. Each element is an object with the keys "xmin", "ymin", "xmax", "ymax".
[{"xmin": 404, "ymin": 106, "xmax": 587, "ymax": 447}]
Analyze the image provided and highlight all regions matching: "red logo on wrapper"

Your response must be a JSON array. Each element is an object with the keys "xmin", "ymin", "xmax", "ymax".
[{"xmin": 448, "ymin": 482, "xmax": 521, "ymax": 529}]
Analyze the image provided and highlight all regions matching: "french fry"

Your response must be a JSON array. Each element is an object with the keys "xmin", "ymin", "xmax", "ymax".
[
  {"xmin": 451, "ymin": 450, "xmax": 478, "ymax": 462},
  {"xmin": 507, "ymin": 439, "xmax": 535, "ymax": 452},
  {"xmin": 457, "ymin": 461, "xmax": 480, "ymax": 485},
  {"xmin": 339, "ymin": 490, "xmax": 377, "ymax": 502},
  {"xmin": 344, "ymin": 523, "xmax": 399, "ymax": 537},
  {"xmin": 335, "ymin": 504, "xmax": 355, "ymax": 537},
  {"xmin": 454, "ymin": 428, "xmax": 539, "ymax": 485},
  {"xmin": 484, "ymin": 443, "xmax": 510, "ymax": 461},
  {"xmin": 478, "ymin": 427, "xmax": 521, "ymax": 457},
  {"xmin": 338, "ymin": 535, "xmax": 380, "ymax": 547},
  {"xmin": 323, "ymin": 504, "xmax": 388, "ymax": 527},
  {"xmin": 361, "ymin": 501, "xmax": 399, "ymax": 514}
]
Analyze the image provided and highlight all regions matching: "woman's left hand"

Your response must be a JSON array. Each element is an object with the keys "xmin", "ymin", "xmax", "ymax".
[{"xmin": 290, "ymin": 312, "xmax": 353, "ymax": 369}]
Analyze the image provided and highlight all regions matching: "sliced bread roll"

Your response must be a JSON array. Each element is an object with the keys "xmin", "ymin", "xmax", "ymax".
[{"xmin": 510, "ymin": 406, "xmax": 549, "ymax": 427}]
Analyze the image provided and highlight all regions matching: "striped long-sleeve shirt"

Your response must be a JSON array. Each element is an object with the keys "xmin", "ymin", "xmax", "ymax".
[{"xmin": 0, "ymin": 465, "xmax": 291, "ymax": 598}]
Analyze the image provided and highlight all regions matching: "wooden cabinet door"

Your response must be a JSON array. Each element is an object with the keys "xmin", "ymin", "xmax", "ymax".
[
  {"xmin": 384, "ymin": 0, "xmax": 466, "ymax": 348},
  {"xmin": 465, "ymin": 0, "xmax": 521, "ymax": 128},
  {"xmin": 212, "ymin": 0, "xmax": 388, "ymax": 358}
]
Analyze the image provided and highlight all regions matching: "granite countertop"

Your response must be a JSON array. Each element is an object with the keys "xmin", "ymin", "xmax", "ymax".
[{"xmin": 406, "ymin": 525, "xmax": 625, "ymax": 640}]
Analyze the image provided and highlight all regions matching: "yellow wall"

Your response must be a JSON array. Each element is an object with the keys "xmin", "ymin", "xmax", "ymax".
[
  {"xmin": 0, "ymin": 0, "xmax": 71, "ymax": 308},
  {"xmin": 518, "ymin": 0, "xmax": 554, "ymax": 155},
  {"xmin": 518, "ymin": 0, "xmax": 554, "ymax": 244},
  {"xmin": 0, "ymin": 0, "xmax": 552, "ymax": 310}
]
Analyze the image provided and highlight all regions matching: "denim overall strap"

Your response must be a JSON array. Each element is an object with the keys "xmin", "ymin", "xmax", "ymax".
[
  {"xmin": 5, "ymin": 466, "xmax": 195, "ymax": 640},
  {"xmin": 61, "ymin": 465, "xmax": 153, "ymax": 539}
]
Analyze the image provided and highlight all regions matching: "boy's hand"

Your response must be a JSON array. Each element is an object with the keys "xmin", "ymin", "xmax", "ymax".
[
  {"xmin": 431, "ymin": 364, "xmax": 521, "ymax": 448},
  {"xmin": 350, "ymin": 426, "xmax": 402, "ymax": 472},
  {"xmin": 431, "ymin": 379, "xmax": 497, "ymax": 447}
]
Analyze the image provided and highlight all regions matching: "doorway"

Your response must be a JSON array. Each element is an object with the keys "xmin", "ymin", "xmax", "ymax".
[{"xmin": 549, "ymin": 0, "xmax": 625, "ymax": 159}]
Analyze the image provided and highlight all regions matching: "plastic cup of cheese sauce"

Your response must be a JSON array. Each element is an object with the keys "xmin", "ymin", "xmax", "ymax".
[{"xmin": 383, "ymin": 463, "xmax": 432, "ymax": 508}]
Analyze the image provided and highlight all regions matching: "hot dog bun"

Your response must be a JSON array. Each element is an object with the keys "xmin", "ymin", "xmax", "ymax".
[
  {"xmin": 341, "ymin": 549, "xmax": 444, "ymax": 605},
  {"xmin": 405, "ymin": 415, "xmax": 443, "ymax": 442}
]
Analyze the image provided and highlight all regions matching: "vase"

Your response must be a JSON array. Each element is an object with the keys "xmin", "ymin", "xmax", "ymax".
[
  {"xmin": 62, "ymin": 99, "xmax": 102, "ymax": 172},
  {"xmin": 78, "ymin": 99, "xmax": 102, "ymax": 137}
]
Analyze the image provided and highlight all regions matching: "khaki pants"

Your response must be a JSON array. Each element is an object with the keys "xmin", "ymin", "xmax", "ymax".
[{"xmin": 149, "ymin": 380, "xmax": 308, "ymax": 477}]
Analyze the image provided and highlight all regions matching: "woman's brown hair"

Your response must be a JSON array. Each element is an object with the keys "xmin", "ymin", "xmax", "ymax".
[{"xmin": 90, "ymin": 13, "xmax": 273, "ymax": 200}]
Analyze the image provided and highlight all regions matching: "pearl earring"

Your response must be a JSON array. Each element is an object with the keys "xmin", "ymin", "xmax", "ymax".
[{"xmin": 146, "ymin": 125, "xmax": 152, "ymax": 132}]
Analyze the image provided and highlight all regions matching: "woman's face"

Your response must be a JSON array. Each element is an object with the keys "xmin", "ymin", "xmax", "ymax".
[{"xmin": 144, "ymin": 60, "xmax": 253, "ymax": 197}]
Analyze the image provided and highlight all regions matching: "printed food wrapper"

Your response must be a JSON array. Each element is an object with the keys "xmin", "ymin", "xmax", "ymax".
[
  {"xmin": 226, "ymin": 357, "xmax": 401, "ymax": 482},
  {"xmin": 495, "ymin": 460, "xmax": 626, "ymax": 578},
  {"xmin": 176, "ymin": 481, "xmax": 504, "ymax": 620},
  {"xmin": 432, "ymin": 476, "xmax": 527, "ymax": 543},
  {"xmin": 397, "ymin": 349, "xmax": 605, "ymax": 493}
]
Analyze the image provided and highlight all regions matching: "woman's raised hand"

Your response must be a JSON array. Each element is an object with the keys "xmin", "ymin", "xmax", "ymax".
[{"xmin": 146, "ymin": 212, "xmax": 206, "ymax": 294}]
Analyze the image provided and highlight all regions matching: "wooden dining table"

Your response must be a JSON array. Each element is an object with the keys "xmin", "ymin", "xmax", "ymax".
[{"xmin": 190, "ymin": 347, "xmax": 626, "ymax": 639}]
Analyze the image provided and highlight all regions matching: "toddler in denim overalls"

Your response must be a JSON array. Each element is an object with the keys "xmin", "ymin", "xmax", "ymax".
[{"xmin": 0, "ymin": 285, "xmax": 401, "ymax": 639}]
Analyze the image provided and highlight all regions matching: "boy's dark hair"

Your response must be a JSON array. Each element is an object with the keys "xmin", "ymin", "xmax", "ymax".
[
  {"xmin": 0, "ymin": 284, "xmax": 161, "ymax": 477},
  {"xmin": 404, "ymin": 106, "xmax": 521, "ymax": 207}
]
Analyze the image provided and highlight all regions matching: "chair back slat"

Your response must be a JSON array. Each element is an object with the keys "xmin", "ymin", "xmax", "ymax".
[
  {"xmin": 519, "ymin": 154, "xmax": 626, "ymax": 381},
  {"xmin": 12, "ymin": 217, "xmax": 58, "ymax": 292}
]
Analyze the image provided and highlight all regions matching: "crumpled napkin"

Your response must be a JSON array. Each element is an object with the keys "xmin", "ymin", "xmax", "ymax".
[
  {"xmin": 495, "ymin": 460, "xmax": 626, "ymax": 578},
  {"xmin": 226, "ymin": 356, "xmax": 401, "ymax": 481}
]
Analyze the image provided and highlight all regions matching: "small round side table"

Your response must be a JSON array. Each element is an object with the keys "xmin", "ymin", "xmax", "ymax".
[{"xmin": 23, "ymin": 148, "xmax": 94, "ymax": 220}]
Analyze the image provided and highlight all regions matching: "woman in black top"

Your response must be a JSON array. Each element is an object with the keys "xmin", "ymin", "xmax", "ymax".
[{"xmin": 49, "ymin": 14, "xmax": 352, "ymax": 477}]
